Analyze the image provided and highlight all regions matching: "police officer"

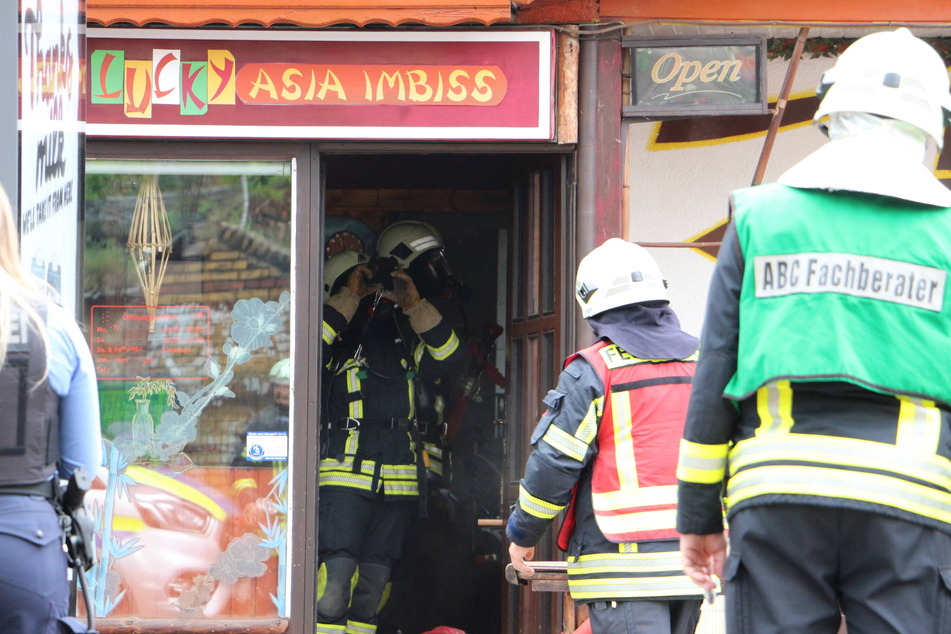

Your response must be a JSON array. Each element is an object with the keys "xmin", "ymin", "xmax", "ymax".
[
  {"xmin": 677, "ymin": 28, "xmax": 951, "ymax": 633},
  {"xmin": 317, "ymin": 220, "xmax": 465, "ymax": 634},
  {"xmin": 0, "ymin": 183, "xmax": 102, "ymax": 633},
  {"xmin": 507, "ymin": 239, "xmax": 703, "ymax": 634}
]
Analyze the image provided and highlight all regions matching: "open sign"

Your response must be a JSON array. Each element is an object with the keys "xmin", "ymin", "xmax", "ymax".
[{"xmin": 623, "ymin": 36, "xmax": 767, "ymax": 118}]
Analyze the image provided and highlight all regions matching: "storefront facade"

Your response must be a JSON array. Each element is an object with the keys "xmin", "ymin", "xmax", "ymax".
[
  {"xmin": 79, "ymin": 4, "xmax": 590, "ymax": 632},
  {"xmin": 13, "ymin": 1, "xmax": 948, "ymax": 633}
]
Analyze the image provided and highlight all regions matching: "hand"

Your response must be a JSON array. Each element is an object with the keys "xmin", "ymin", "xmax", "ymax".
[
  {"xmin": 680, "ymin": 532, "xmax": 727, "ymax": 591},
  {"xmin": 346, "ymin": 265, "xmax": 377, "ymax": 298},
  {"xmin": 383, "ymin": 269, "xmax": 421, "ymax": 309},
  {"xmin": 509, "ymin": 542, "xmax": 536, "ymax": 578}
]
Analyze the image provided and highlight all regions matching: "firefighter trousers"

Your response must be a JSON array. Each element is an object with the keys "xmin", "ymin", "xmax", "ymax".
[{"xmin": 724, "ymin": 504, "xmax": 951, "ymax": 634}]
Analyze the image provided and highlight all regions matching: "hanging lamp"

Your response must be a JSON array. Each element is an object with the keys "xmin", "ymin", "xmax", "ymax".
[{"xmin": 127, "ymin": 174, "xmax": 173, "ymax": 331}]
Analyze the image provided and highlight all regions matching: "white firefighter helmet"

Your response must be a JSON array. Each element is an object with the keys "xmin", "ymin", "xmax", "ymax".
[
  {"xmin": 376, "ymin": 220, "xmax": 444, "ymax": 269},
  {"xmin": 575, "ymin": 238, "xmax": 669, "ymax": 319},
  {"xmin": 269, "ymin": 358, "xmax": 291, "ymax": 386},
  {"xmin": 814, "ymin": 28, "xmax": 951, "ymax": 148},
  {"xmin": 323, "ymin": 249, "xmax": 370, "ymax": 301}
]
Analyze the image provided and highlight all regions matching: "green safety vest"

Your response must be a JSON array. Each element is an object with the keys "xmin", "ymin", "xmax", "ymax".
[{"xmin": 725, "ymin": 183, "xmax": 951, "ymax": 406}]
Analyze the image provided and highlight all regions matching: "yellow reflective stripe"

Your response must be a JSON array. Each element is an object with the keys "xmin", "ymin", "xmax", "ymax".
[
  {"xmin": 318, "ymin": 473, "xmax": 375, "ymax": 491},
  {"xmin": 755, "ymin": 380, "xmax": 794, "ymax": 435},
  {"xmin": 541, "ymin": 424, "xmax": 589, "ymax": 462},
  {"xmin": 728, "ymin": 463, "xmax": 951, "ymax": 524},
  {"xmin": 518, "ymin": 483, "xmax": 565, "ymax": 520},
  {"xmin": 729, "ymin": 434, "xmax": 951, "ymax": 488},
  {"xmin": 381, "ymin": 464, "xmax": 417, "ymax": 478},
  {"xmin": 568, "ymin": 576, "xmax": 702, "ymax": 599},
  {"xmin": 593, "ymin": 484, "xmax": 677, "ymax": 511},
  {"xmin": 677, "ymin": 439, "xmax": 729, "ymax": 484},
  {"xmin": 346, "ymin": 367, "xmax": 363, "ymax": 418},
  {"xmin": 427, "ymin": 331, "xmax": 460, "ymax": 361},
  {"xmin": 619, "ymin": 543, "xmax": 638, "ymax": 554},
  {"xmin": 567, "ymin": 552, "xmax": 702, "ymax": 599},
  {"xmin": 575, "ymin": 397, "xmax": 603, "ymax": 445},
  {"xmin": 568, "ymin": 551, "xmax": 682, "ymax": 573},
  {"xmin": 897, "ymin": 396, "xmax": 941, "ymax": 454},
  {"xmin": 344, "ymin": 430, "xmax": 359, "ymax": 456},
  {"xmin": 322, "ymin": 320, "xmax": 338, "ymax": 346},
  {"xmin": 347, "ymin": 619, "xmax": 377, "ymax": 634},
  {"xmin": 593, "ymin": 508, "xmax": 677, "ymax": 535},
  {"xmin": 316, "ymin": 624, "xmax": 347, "ymax": 633},
  {"xmin": 611, "ymin": 390, "xmax": 637, "ymax": 494},
  {"xmin": 423, "ymin": 442, "xmax": 444, "ymax": 475}
]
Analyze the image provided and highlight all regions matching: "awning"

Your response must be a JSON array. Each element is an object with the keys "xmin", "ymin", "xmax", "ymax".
[
  {"xmin": 86, "ymin": 0, "xmax": 515, "ymax": 28},
  {"xmin": 600, "ymin": 0, "xmax": 951, "ymax": 24}
]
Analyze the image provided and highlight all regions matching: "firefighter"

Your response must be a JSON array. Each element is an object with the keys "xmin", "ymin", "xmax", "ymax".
[
  {"xmin": 317, "ymin": 220, "xmax": 465, "ymax": 634},
  {"xmin": 507, "ymin": 239, "xmax": 704, "ymax": 634},
  {"xmin": 677, "ymin": 28, "xmax": 951, "ymax": 633},
  {"xmin": 0, "ymin": 183, "xmax": 102, "ymax": 633}
]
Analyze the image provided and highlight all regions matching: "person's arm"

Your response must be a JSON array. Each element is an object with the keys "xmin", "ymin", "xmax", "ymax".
[
  {"xmin": 676, "ymin": 218, "xmax": 743, "ymax": 552},
  {"xmin": 506, "ymin": 358, "xmax": 603, "ymax": 574},
  {"xmin": 47, "ymin": 304, "xmax": 102, "ymax": 480}
]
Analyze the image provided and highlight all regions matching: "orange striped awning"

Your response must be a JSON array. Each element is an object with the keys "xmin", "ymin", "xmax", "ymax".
[
  {"xmin": 600, "ymin": 0, "xmax": 951, "ymax": 24},
  {"xmin": 87, "ymin": 0, "xmax": 517, "ymax": 28}
]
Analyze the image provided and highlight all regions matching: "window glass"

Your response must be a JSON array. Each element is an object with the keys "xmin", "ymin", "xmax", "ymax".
[{"xmin": 83, "ymin": 160, "xmax": 293, "ymax": 620}]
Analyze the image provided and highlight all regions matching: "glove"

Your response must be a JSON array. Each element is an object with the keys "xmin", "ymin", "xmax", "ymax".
[{"xmin": 383, "ymin": 269, "xmax": 421, "ymax": 310}]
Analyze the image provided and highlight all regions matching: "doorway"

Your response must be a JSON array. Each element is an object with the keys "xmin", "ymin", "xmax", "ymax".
[{"xmin": 322, "ymin": 151, "xmax": 571, "ymax": 634}]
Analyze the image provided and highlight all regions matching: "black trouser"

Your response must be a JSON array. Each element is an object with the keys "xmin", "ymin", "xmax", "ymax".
[
  {"xmin": 587, "ymin": 598, "xmax": 702, "ymax": 634},
  {"xmin": 316, "ymin": 488, "xmax": 414, "ymax": 626},
  {"xmin": 724, "ymin": 504, "xmax": 951, "ymax": 634}
]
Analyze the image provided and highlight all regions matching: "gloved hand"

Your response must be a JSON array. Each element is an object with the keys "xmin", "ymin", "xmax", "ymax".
[
  {"xmin": 346, "ymin": 265, "xmax": 378, "ymax": 298},
  {"xmin": 383, "ymin": 269, "xmax": 420, "ymax": 310},
  {"xmin": 327, "ymin": 265, "xmax": 377, "ymax": 323}
]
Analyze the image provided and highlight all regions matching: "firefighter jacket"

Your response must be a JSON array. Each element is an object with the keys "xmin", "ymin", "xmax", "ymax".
[
  {"xmin": 507, "ymin": 334, "xmax": 703, "ymax": 602},
  {"xmin": 320, "ymin": 297, "xmax": 463, "ymax": 501},
  {"xmin": 677, "ymin": 184, "xmax": 951, "ymax": 537},
  {"xmin": 0, "ymin": 304, "xmax": 60, "ymax": 488}
]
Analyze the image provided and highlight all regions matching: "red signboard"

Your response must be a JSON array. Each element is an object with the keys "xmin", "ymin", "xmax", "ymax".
[{"xmin": 86, "ymin": 29, "xmax": 554, "ymax": 141}]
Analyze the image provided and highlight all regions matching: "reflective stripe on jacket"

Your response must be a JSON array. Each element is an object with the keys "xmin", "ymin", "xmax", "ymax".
[{"xmin": 564, "ymin": 341, "xmax": 695, "ymax": 543}]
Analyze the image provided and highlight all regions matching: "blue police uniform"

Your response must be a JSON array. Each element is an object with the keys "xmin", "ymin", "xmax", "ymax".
[{"xmin": 0, "ymin": 301, "xmax": 101, "ymax": 634}]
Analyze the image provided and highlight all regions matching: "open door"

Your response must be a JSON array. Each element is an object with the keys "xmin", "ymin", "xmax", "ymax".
[{"xmin": 502, "ymin": 158, "xmax": 569, "ymax": 634}]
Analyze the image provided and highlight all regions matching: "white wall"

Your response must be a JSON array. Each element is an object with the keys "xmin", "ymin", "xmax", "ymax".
[{"xmin": 625, "ymin": 55, "xmax": 837, "ymax": 337}]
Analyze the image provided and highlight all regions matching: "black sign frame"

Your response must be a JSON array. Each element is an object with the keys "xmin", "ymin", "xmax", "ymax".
[{"xmin": 623, "ymin": 35, "xmax": 768, "ymax": 118}]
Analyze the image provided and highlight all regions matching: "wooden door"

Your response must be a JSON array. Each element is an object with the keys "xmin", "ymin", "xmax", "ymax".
[{"xmin": 502, "ymin": 158, "xmax": 569, "ymax": 634}]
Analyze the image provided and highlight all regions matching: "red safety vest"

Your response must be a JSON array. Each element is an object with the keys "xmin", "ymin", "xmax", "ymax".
[{"xmin": 557, "ymin": 340, "xmax": 695, "ymax": 549}]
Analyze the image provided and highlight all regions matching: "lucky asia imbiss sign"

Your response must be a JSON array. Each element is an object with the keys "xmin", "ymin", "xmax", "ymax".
[{"xmin": 86, "ymin": 29, "xmax": 554, "ymax": 141}]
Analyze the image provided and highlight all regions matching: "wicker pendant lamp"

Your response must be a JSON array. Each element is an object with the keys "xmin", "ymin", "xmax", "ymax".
[{"xmin": 127, "ymin": 175, "xmax": 173, "ymax": 331}]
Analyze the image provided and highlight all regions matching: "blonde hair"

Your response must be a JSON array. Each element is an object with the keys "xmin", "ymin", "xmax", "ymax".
[{"xmin": 0, "ymin": 184, "xmax": 48, "ymax": 369}]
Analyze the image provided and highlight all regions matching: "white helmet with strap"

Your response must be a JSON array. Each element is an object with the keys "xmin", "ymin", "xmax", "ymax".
[
  {"xmin": 814, "ymin": 28, "xmax": 951, "ymax": 148},
  {"xmin": 376, "ymin": 220, "xmax": 444, "ymax": 269},
  {"xmin": 575, "ymin": 238, "xmax": 669, "ymax": 319}
]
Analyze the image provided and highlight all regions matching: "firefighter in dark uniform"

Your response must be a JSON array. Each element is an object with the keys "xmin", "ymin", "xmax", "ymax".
[
  {"xmin": 317, "ymin": 220, "xmax": 465, "ymax": 634},
  {"xmin": 0, "ymin": 184, "xmax": 102, "ymax": 633},
  {"xmin": 677, "ymin": 28, "xmax": 951, "ymax": 633},
  {"xmin": 507, "ymin": 239, "xmax": 703, "ymax": 634}
]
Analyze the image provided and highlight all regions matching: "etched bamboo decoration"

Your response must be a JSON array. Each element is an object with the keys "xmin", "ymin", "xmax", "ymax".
[{"xmin": 127, "ymin": 175, "xmax": 172, "ymax": 331}]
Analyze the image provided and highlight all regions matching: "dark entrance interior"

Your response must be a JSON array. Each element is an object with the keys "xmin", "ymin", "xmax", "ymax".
[{"xmin": 322, "ymin": 151, "xmax": 565, "ymax": 634}]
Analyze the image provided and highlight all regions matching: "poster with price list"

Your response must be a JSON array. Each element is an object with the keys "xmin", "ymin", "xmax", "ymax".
[{"xmin": 90, "ymin": 305, "xmax": 211, "ymax": 380}]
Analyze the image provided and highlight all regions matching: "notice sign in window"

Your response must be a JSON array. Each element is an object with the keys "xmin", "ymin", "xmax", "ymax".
[
  {"xmin": 246, "ymin": 431, "xmax": 289, "ymax": 462},
  {"xmin": 91, "ymin": 305, "xmax": 211, "ymax": 380}
]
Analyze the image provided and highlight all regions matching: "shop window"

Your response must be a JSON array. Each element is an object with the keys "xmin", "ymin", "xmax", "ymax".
[{"xmin": 83, "ymin": 160, "xmax": 293, "ymax": 621}]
